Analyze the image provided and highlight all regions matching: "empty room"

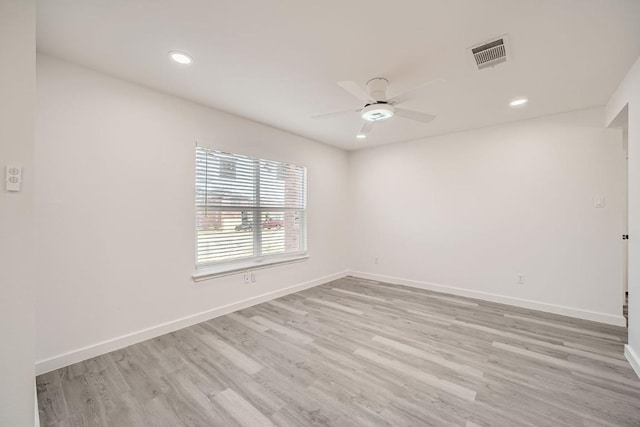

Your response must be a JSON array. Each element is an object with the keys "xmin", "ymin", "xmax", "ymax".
[{"xmin": 3, "ymin": 0, "xmax": 640, "ymax": 426}]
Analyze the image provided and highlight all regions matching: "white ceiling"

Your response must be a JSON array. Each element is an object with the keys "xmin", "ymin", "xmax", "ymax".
[{"xmin": 37, "ymin": 0, "xmax": 640, "ymax": 150}]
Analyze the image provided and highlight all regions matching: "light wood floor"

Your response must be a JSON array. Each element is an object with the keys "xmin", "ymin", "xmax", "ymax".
[{"xmin": 37, "ymin": 276, "xmax": 640, "ymax": 426}]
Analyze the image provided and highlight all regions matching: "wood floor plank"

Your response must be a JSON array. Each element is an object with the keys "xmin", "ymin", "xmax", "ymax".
[
  {"xmin": 305, "ymin": 297, "xmax": 365, "ymax": 315},
  {"xmin": 330, "ymin": 287, "xmax": 386, "ymax": 302},
  {"xmin": 213, "ymin": 388, "xmax": 275, "ymax": 427},
  {"xmin": 226, "ymin": 312, "xmax": 269, "ymax": 333},
  {"xmin": 266, "ymin": 300, "xmax": 309, "ymax": 316},
  {"xmin": 503, "ymin": 313, "xmax": 623, "ymax": 341},
  {"xmin": 195, "ymin": 333, "xmax": 264, "ymax": 375},
  {"xmin": 250, "ymin": 315, "xmax": 314, "ymax": 344},
  {"xmin": 37, "ymin": 276, "xmax": 640, "ymax": 426},
  {"xmin": 371, "ymin": 334, "xmax": 484, "ymax": 378},
  {"xmin": 492, "ymin": 341, "xmax": 640, "ymax": 388},
  {"xmin": 353, "ymin": 347, "xmax": 478, "ymax": 402}
]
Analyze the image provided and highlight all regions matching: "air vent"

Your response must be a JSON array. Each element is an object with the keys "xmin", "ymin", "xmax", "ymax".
[{"xmin": 469, "ymin": 35, "xmax": 510, "ymax": 70}]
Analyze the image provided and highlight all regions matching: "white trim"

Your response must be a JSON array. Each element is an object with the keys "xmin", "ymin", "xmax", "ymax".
[
  {"xmin": 193, "ymin": 253, "xmax": 309, "ymax": 281},
  {"xmin": 36, "ymin": 270, "xmax": 347, "ymax": 375},
  {"xmin": 34, "ymin": 382, "xmax": 39, "ymax": 427},
  {"xmin": 348, "ymin": 271, "xmax": 627, "ymax": 327},
  {"xmin": 625, "ymin": 345, "xmax": 640, "ymax": 379}
]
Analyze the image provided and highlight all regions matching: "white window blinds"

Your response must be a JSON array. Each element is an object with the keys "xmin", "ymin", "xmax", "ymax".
[{"xmin": 195, "ymin": 147, "xmax": 307, "ymax": 272}]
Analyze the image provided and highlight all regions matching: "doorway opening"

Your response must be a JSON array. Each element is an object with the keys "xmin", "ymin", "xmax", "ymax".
[{"xmin": 609, "ymin": 104, "xmax": 629, "ymax": 327}]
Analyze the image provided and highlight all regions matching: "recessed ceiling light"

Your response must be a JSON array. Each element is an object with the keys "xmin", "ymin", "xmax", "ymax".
[
  {"xmin": 509, "ymin": 97, "xmax": 528, "ymax": 107},
  {"xmin": 356, "ymin": 133, "xmax": 367, "ymax": 139},
  {"xmin": 169, "ymin": 51, "xmax": 192, "ymax": 65}
]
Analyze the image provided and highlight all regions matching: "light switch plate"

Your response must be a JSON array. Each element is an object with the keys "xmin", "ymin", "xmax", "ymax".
[
  {"xmin": 5, "ymin": 165, "xmax": 22, "ymax": 192},
  {"xmin": 594, "ymin": 196, "xmax": 605, "ymax": 208}
]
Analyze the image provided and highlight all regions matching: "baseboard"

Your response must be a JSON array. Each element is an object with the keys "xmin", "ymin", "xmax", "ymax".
[
  {"xmin": 349, "ymin": 271, "xmax": 627, "ymax": 327},
  {"xmin": 36, "ymin": 271, "xmax": 347, "ymax": 375},
  {"xmin": 34, "ymin": 382, "xmax": 39, "ymax": 427},
  {"xmin": 625, "ymin": 345, "xmax": 640, "ymax": 379}
]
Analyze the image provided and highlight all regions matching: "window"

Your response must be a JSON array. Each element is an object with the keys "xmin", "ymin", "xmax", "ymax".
[{"xmin": 194, "ymin": 147, "xmax": 307, "ymax": 278}]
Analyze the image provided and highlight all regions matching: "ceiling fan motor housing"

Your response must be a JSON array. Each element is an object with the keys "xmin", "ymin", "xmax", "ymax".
[{"xmin": 367, "ymin": 77, "xmax": 389, "ymax": 102}]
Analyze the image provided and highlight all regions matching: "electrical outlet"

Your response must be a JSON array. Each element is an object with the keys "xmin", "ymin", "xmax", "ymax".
[
  {"xmin": 5, "ymin": 165, "xmax": 22, "ymax": 192},
  {"xmin": 243, "ymin": 272, "xmax": 250, "ymax": 284},
  {"xmin": 251, "ymin": 272, "xmax": 256, "ymax": 282},
  {"xmin": 517, "ymin": 274, "xmax": 525, "ymax": 284}
]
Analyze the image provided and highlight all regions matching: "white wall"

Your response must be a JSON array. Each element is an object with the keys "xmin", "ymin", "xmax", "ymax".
[
  {"xmin": 0, "ymin": 0, "xmax": 36, "ymax": 425},
  {"xmin": 349, "ymin": 108, "xmax": 625, "ymax": 326},
  {"xmin": 35, "ymin": 55, "xmax": 349, "ymax": 372},
  {"xmin": 607, "ymin": 55, "xmax": 640, "ymax": 376}
]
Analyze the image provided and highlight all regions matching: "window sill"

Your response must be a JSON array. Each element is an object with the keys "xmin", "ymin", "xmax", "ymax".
[{"xmin": 192, "ymin": 253, "xmax": 309, "ymax": 282}]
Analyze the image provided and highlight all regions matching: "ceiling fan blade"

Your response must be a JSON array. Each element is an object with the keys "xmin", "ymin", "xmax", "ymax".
[
  {"xmin": 312, "ymin": 108, "xmax": 360, "ymax": 119},
  {"xmin": 388, "ymin": 78, "xmax": 445, "ymax": 105},
  {"xmin": 359, "ymin": 120, "xmax": 374, "ymax": 135},
  {"xmin": 395, "ymin": 108, "xmax": 436, "ymax": 123},
  {"xmin": 337, "ymin": 81, "xmax": 374, "ymax": 103}
]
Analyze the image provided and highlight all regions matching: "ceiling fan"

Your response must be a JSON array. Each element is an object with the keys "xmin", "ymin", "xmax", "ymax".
[{"xmin": 313, "ymin": 77, "xmax": 443, "ymax": 138}]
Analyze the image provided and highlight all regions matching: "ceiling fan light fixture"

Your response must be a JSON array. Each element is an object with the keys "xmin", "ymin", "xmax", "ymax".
[{"xmin": 361, "ymin": 104, "xmax": 395, "ymax": 122}]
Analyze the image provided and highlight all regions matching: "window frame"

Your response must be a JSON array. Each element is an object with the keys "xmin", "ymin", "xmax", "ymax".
[{"xmin": 193, "ymin": 147, "xmax": 308, "ymax": 281}]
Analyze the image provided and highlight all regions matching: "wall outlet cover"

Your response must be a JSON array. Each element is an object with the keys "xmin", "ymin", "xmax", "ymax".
[{"xmin": 5, "ymin": 165, "xmax": 22, "ymax": 192}]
